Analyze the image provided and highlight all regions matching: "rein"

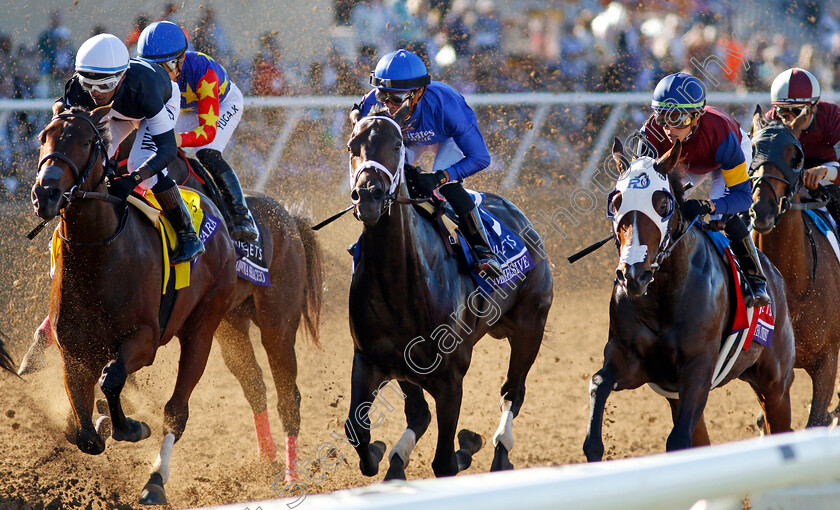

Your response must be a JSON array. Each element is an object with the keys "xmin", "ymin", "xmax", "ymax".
[{"xmin": 36, "ymin": 111, "xmax": 129, "ymax": 246}]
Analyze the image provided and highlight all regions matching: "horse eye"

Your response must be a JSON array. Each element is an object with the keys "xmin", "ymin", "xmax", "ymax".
[
  {"xmin": 652, "ymin": 190, "xmax": 670, "ymax": 217},
  {"xmin": 609, "ymin": 192, "xmax": 622, "ymax": 215}
]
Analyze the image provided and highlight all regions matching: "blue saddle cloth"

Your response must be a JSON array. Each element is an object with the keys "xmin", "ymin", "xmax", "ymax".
[{"xmin": 353, "ymin": 192, "xmax": 534, "ymax": 293}]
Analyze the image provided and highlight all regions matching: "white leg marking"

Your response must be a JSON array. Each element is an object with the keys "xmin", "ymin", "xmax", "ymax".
[
  {"xmin": 389, "ymin": 428, "xmax": 417, "ymax": 468},
  {"xmin": 492, "ymin": 400, "xmax": 515, "ymax": 451},
  {"xmin": 151, "ymin": 433, "xmax": 176, "ymax": 484}
]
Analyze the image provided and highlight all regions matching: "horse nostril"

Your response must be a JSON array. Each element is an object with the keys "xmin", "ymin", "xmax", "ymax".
[
  {"xmin": 350, "ymin": 189, "xmax": 361, "ymax": 203},
  {"xmin": 615, "ymin": 269, "xmax": 625, "ymax": 282},
  {"xmin": 48, "ymin": 187, "xmax": 63, "ymax": 202}
]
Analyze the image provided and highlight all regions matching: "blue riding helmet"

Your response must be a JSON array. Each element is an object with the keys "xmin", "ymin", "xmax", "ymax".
[
  {"xmin": 651, "ymin": 72, "xmax": 706, "ymax": 113},
  {"xmin": 369, "ymin": 49, "xmax": 431, "ymax": 91},
  {"xmin": 137, "ymin": 21, "xmax": 188, "ymax": 63}
]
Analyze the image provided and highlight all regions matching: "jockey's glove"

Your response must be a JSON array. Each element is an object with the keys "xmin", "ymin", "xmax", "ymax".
[
  {"xmin": 415, "ymin": 169, "xmax": 450, "ymax": 198},
  {"xmin": 106, "ymin": 170, "xmax": 145, "ymax": 200},
  {"xmin": 682, "ymin": 199, "xmax": 713, "ymax": 220}
]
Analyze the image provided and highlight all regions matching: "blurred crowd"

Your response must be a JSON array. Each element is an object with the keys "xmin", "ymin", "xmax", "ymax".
[{"xmin": 1, "ymin": 0, "xmax": 839, "ymax": 196}]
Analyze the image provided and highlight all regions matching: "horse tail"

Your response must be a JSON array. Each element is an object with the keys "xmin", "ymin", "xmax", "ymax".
[
  {"xmin": 0, "ymin": 330, "xmax": 16, "ymax": 374},
  {"xmin": 292, "ymin": 212, "xmax": 324, "ymax": 349}
]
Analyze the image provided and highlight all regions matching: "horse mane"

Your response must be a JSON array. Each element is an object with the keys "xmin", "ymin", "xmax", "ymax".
[{"xmin": 65, "ymin": 106, "xmax": 113, "ymax": 155}]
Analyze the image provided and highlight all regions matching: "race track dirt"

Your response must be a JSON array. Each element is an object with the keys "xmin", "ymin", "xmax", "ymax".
[{"xmin": 0, "ymin": 177, "xmax": 828, "ymax": 510}]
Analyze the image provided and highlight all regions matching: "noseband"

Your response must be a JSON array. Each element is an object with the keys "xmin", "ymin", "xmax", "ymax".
[
  {"xmin": 350, "ymin": 115, "xmax": 407, "ymax": 209},
  {"xmin": 37, "ymin": 112, "xmax": 127, "ymax": 246}
]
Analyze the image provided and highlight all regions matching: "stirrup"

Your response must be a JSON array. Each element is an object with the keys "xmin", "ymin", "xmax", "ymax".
[{"xmin": 745, "ymin": 278, "xmax": 771, "ymax": 308}]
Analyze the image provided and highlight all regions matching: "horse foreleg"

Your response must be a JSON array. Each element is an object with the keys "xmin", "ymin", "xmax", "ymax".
[
  {"xmin": 99, "ymin": 359, "xmax": 151, "ymax": 443},
  {"xmin": 215, "ymin": 316, "xmax": 277, "ymax": 460},
  {"xmin": 583, "ymin": 368, "xmax": 615, "ymax": 462},
  {"xmin": 62, "ymin": 356, "xmax": 104, "ymax": 455},
  {"xmin": 347, "ymin": 351, "xmax": 386, "ymax": 477},
  {"xmin": 431, "ymin": 382, "xmax": 483, "ymax": 477},
  {"xmin": 668, "ymin": 399, "xmax": 710, "ymax": 446},
  {"xmin": 139, "ymin": 326, "xmax": 214, "ymax": 506},
  {"xmin": 667, "ymin": 360, "xmax": 714, "ymax": 452},
  {"xmin": 384, "ymin": 381, "xmax": 431, "ymax": 481}
]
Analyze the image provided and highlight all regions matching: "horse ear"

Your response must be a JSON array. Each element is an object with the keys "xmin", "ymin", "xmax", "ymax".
[
  {"xmin": 52, "ymin": 101, "xmax": 66, "ymax": 117},
  {"xmin": 750, "ymin": 104, "xmax": 764, "ymax": 138},
  {"xmin": 90, "ymin": 104, "xmax": 112, "ymax": 127},
  {"xmin": 349, "ymin": 106, "xmax": 362, "ymax": 127},
  {"xmin": 393, "ymin": 103, "xmax": 412, "ymax": 126},
  {"xmin": 611, "ymin": 137, "xmax": 628, "ymax": 175},
  {"xmin": 791, "ymin": 104, "xmax": 813, "ymax": 132},
  {"xmin": 654, "ymin": 139, "xmax": 682, "ymax": 175}
]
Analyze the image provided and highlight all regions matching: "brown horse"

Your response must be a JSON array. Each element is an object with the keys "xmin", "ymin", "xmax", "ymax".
[
  {"xmin": 584, "ymin": 139, "xmax": 795, "ymax": 460},
  {"xmin": 31, "ymin": 104, "xmax": 237, "ymax": 504},
  {"xmin": 23, "ymin": 132, "xmax": 324, "ymax": 480},
  {"xmin": 164, "ymin": 147, "xmax": 324, "ymax": 480},
  {"xmin": 749, "ymin": 108, "xmax": 840, "ymax": 427}
]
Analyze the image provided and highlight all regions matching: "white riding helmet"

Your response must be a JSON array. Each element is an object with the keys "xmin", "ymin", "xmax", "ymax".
[{"xmin": 75, "ymin": 34, "xmax": 129, "ymax": 75}]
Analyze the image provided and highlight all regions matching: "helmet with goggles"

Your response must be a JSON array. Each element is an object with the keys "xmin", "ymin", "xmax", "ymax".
[
  {"xmin": 75, "ymin": 34, "xmax": 129, "ymax": 94},
  {"xmin": 370, "ymin": 49, "xmax": 431, "ymax": 91},
  {"xmin": 771, "ymin": 67, "xmax": 820, "ymax": 118},
  {"xmin": 137, "ymin": 21, "xmax": 187, "ymax": 69},
  {"xmin": 651, "ymin": 72, "xmax": 706, "ymax": 128}
]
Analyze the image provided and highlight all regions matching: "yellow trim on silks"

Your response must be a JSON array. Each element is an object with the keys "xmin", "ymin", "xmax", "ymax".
[
  {"xmin": 144, "ymin": 188, "xmax": 205, "ymax": 292},
  {"xmin": 722, "ymin": 161, "xmax": 749, "ymax": 188},
  {"xmin": 49, "ymin": 189, "xmax": 205, "ymax": 293}
]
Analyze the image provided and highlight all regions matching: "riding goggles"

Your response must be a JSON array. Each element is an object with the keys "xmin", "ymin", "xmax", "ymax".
[
  {"xmin": 77, "ymin": 71, "xmax": 125, "ymax": 94},
  {"xmin": 654, "ymin": 110, "xmax": 694, "ymax": 128},
  {"xmin": 375, "ymin": 88, "xmax": 412, "ymax": 105},
  {"xmin": 773, "ymin": 105, "xmax": 807, "ymax": 117}
]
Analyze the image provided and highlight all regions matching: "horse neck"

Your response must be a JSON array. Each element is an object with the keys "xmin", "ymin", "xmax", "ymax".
[
  {"xmin": 359, "ymin": 199, "xmax": 430, "ymax": 295},
  {"xmin": 754, "ymin": 210, "xmax": 812, "ymax": 297}
]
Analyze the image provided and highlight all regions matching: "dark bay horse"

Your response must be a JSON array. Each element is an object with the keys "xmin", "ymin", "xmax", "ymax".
[
  {"xmin": 584, "ymin": 139, "xmax": 795, "ymax": 461},
  {"xmin": 346, "ymin": 106, "xmax": 553, "ymax": 479},
  {"xmin": 165, "ymin": 148, "xmax": 324, "ymax": 479},
  {"xmin": 31, "ymin": 104, "xmax": 237, "ymax": 504},
  {"xmin": 749, "ymin": 108, "xmax": 840, "ymax": 427}
]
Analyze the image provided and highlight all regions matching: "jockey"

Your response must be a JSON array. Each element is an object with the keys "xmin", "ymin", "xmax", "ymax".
[
  {"xmin": 356, "ymin": 49, "xmax": 503, "ymax": 278},
  {"xmin": 137, "ymin": 21, "xmax": 258, "ymax": 242},
  {"xmin": 766, "ymin": 67, "xmax": 840, "ymax": 191},
  {"xmin": 640, "ymin": 72, "xmax": 771, "ymax": 307},
  {"xmin": 61, "ymin": 33, "xmax": 204, "ymax": 264}
]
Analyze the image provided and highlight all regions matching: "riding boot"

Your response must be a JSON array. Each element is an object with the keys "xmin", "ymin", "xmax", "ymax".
[
  {"xmin": 215, "ymin": 168, "xmax": 259, "ymax": 242},
  {"xmin": 731, "ymin": 235, "xmax": 772, "ymax": 308},
  {"xmin": 197, "ymin": 149, "xmax": 258, "ymax": 242},
  {"xmin": 459, "ymin": 207, "xmax": 504, "ymax": 279},
  {"xmin": 155, "ymin": 185, "xmax": 206, "ymax": 264}
]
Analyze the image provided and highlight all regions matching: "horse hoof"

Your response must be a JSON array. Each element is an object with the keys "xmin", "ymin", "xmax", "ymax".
[
  {"xmin": 491, "ymin": 444, "xmax": 514, "ymax": 471},
  {"xmin": 76, "ymin": 430, "xmax": 106, "ymax": 455},
  {"xmin": 95, "ymin": 416, "xmax": 112, "ymax": 440},
  {"xmin": 359, "ymin": 441, "xmax": 386, "ymax": 477},
  {"xmin": 139, "ymin": 474, "xmax": 167, "ymax": 506},
  {"xmin": 384, "ymin": 455, "xmax": 406, "ymax": 481},
  {"xmin": 370, "ymin": 440, "xmax": 386, "ymax": 464},
  {"xmin": 113, "ymin": 419, "xmax": 151, "ymax": 443},
  {"xmin": 457, "ymin": 429, "xmax": 485, "ymax": 455}
]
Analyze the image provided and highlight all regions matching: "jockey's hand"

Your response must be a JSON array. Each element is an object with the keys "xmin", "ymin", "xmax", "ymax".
[
  {"xmin": 803, "ymin": 165, "xmax": 829, "ymax": 190},
  {"xmin": 107, "ymin": 171, "xmax": 144, "ymax": 200},
  {"xmin": 415, "ymin": 170, "xmax": 450, "ymax": 198},
  {"xmin": 682, "ymin": 199, "xmax": 714, "ymax": 220}
]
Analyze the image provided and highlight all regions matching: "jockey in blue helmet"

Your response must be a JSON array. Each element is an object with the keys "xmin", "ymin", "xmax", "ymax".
[
  {"xmin": 641, "ymin": 72, "xmax": 770, "ymax": 307},
  {"xmin": 357, "ymin": 49, "xmax": 502, "ymax": 278},
  {"xmin": 138, "ymin": 21, "xmax": 258, "ymax": 242}
]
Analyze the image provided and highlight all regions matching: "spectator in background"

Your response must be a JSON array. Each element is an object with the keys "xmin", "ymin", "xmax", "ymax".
[
  {"xmin": 37, "ymin": 10, "xmax": 69, "ymax": 78},
  {"xmin": 251, "ymin": 32, "xmax": 285, "ymax": 97},
  {"xmin": 472, "ymin": 0, "xmax": 503, "ymax": 57},
  {"xmin": 193, "ymin": 7, "xmax": 231, "ymax": 63},
  {"xmin": 90, "ymin": 24, "xmax": 107, "ymax": 37},
  {"xmin": 352, "ymin": 0, "xmax": 394, "ymax": 56},
  {"xmin": 126, "ymin": 15, "xmax": 151, "ymax": 56}
]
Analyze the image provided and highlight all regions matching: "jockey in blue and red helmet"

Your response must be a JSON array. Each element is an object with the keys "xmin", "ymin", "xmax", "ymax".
[
  {"xmin": 356, "ymin": 49, "xmax": 502, "ymax": 278},
  {"xmin": 641, "ymin": 72, "xmax": 770, "ymax": 307},
  {"xmin": 138, "ymin": 20, "xmax": 258, "ymax": 242}
]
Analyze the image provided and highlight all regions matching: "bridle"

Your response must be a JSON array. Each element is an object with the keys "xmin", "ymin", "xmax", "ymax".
[{"xmin": 37, "ymin": 112, "xmax": 127, "ymax": 246}]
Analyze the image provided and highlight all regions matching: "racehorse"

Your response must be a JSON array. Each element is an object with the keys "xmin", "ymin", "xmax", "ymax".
[
  {"xmin": 583, "ymin": 138, "xmax": 795, "ymax": 461},
  {"xmin": 749, "ymin": 107, "xmax": 840, "ymax": 427},
  {"xmin": 31, "ymin": 103, "xmax": 237, "ymax": 504},
  {"xmin": 25, "ymin": 131, "xmax": 324, "ymax": 480},
  {"xmin": 346, "ymin": 105, "xmax": 553, "ymax": 479},
  {"xmin": 0, "ymin": 330, "xmax": 14, "ymax": 374},
  {"xmin": 162, "ymin": 145, "xmax": 324, "ymax": 479}
]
